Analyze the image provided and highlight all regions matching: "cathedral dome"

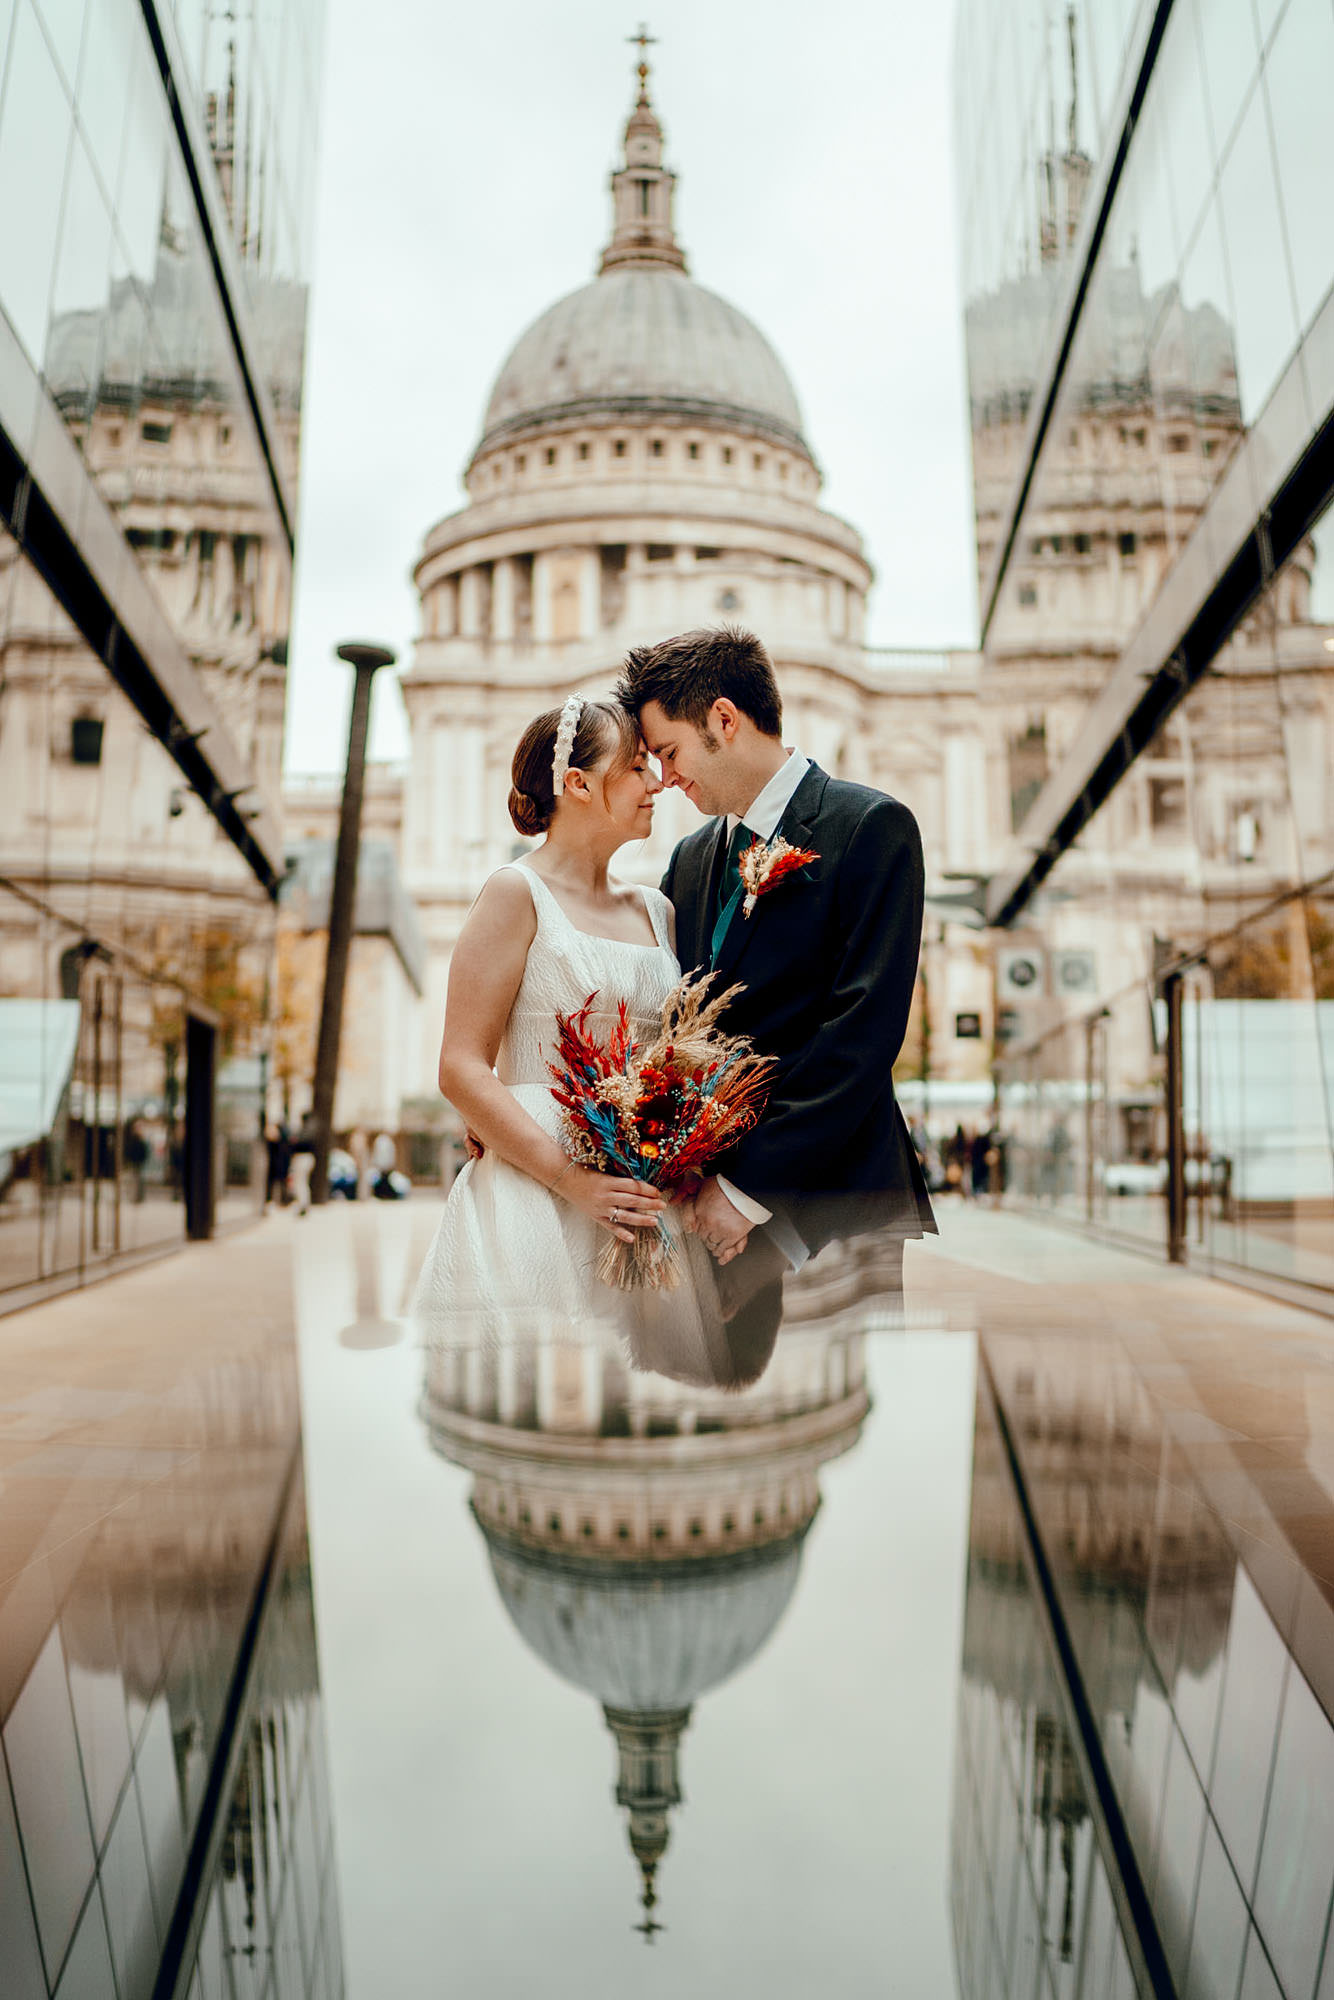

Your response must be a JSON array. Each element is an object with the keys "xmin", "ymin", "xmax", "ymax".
[
  {"xmin": 472, "ymin": 48, "xmax": 810, "ymax": 463},
  {"xmin": 477, "ymin": 270, "xmax": 809, "ymax": 457},
  {"xmin": 483, "ymin": 1530, "xmax": 807, "ymax": 1711}
]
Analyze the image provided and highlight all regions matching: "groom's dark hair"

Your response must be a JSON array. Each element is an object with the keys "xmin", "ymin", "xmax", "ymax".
[{"xmin": 616, "ymin": 625, "xmax": 782, "ymax": 738}]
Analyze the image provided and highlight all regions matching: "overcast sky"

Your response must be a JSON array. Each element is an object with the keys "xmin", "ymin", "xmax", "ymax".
[{"xmin": 284, "ymin": 0, "xmax": 976, "ymax": 774}]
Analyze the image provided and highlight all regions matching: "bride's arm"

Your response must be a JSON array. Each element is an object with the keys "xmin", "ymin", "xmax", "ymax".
[{"xmin": 437, "ymin": 872, "xmax": 661, "ymax": 1243}]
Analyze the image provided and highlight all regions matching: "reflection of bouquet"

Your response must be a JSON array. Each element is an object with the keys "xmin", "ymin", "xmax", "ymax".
[{"xmin": 549, "ymin": 972, "xmax": 775, "ymax": 1290}]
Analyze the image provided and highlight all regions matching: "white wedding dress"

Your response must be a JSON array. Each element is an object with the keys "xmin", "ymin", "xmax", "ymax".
[{"xmin": 412, "ymin": 861, "xmax": 721, "ymax": 1366}]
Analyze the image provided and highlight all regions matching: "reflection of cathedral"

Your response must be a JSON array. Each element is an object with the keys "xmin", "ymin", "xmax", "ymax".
[
  {"xmin": 421, "ymin": 1299, "xmax": 869, "ymax": 1928},
  {"xmin": 957, "ymin": 10, "xmax": 1334, "ymax": 1097},
  {"xmin": 0, "ymin": 210, "xmax": 298, "ymax": 936},
  {"xmin": 0, "ymin": 77, "xmax": 310, "ymax": 1209},
  {"xmin": 951, "ymin": 1354, "xmax": 1238, "ymax": 1998},
  {"xmin": 1, "ymin": 33, "xmax": 305, "ymax": 929}
]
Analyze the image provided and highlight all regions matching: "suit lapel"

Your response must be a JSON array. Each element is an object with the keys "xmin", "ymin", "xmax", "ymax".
[
  {"xmin": 778, "ymin": 762, "xmax": 827, "ymax": 851},
  {"xmin": 713, "ymin": 763, "xmax": 829, "ymax": 980}
]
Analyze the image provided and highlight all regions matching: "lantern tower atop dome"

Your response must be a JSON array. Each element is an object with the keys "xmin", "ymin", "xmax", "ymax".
[{"xmin": 599, "ymin": 26, "xmax": 688, "ymax": 276}]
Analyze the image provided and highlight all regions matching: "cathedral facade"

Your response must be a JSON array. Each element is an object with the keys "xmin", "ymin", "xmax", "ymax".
[{"xmin": 374, "ymin": 54, "xmax": 996, "ymax": 1107}]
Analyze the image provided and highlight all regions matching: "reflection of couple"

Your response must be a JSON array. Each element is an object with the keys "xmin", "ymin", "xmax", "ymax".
[{"xmin": 412, "ymin": 626, "xmax": 935, "ymax": 1371}]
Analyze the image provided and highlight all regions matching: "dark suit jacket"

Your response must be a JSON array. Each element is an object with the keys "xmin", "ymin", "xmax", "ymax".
[{"xmin": 662, "ymin": 762, "xmax": 937, "ymax": 1244}]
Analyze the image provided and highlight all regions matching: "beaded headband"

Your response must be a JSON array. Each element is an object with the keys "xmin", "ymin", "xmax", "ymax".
[{"xmin": 551, "ymin": 693, "xmax": 587, "ymax": 796}]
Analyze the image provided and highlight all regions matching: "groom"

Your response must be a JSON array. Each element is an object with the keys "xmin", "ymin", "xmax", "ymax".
[{"xmin": 617, "ymin": 625, "xmax": 936, "ymax": 1273}]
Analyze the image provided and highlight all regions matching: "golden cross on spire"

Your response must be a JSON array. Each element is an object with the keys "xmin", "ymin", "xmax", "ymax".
[{"xmin": 627, "ymin": 22, "xmax": 657, "ymax": 94}]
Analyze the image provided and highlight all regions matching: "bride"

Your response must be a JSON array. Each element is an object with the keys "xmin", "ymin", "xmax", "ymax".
[{"xmin": 412, "ymin": 693, "xmax": 720, "ymax": 1354}]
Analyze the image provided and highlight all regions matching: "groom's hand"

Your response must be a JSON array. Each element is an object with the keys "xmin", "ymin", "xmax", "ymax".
[{"xmin": 691, "ymin": 1176, "xmax": 753, "ymax": 1265}]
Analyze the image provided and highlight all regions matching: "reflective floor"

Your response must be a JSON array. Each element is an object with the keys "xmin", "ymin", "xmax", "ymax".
[
  {"xmin": 2, "ymin": 1201, "xmax": 1334, "ymax": 1997},
  {"xmin": 297, "ymin": 1206, "xmax": 972, "ymax": 1995}
]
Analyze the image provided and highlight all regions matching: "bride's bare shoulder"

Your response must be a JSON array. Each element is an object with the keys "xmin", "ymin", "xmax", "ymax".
[{"xmin": 461, "ymin": 866, "xmax": 538, "ymax": 943}]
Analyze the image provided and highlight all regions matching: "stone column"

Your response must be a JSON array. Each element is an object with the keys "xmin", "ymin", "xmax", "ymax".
[
  {"xmin": 944, "ymin": 732, "xmax": 986, "ymax": 871},
  {"xmin": 578, "ymin": 549, "xmax": 600, "ymax": 640},
  {"xmin": 458, "ymin": 568, "xmax": 482, "ymax": 638},
  {"xmin": 496, "ymin": 1344, "xmax": 519, "ymax": 1426},
  {"xmin": 460, "ymin": 723, "xmax": 486, "ymax": 882},
  {"xmin": 622, "ymin": 545, "xmax": 648, "ymax": 628},
  {"xmin": 430, "ymin": 720, "xmax": 454, "ymax": 870},
  {"xmin": 492, "ymin": 557, "xmax": 516, "ymax": 641},
  {"xmin": 464, "ymin": 1343, "xmax": 489, "ymax": 1417},
  {"xmin": 531, "ymin": 553, "xmax": 552, "ymax": 642}
]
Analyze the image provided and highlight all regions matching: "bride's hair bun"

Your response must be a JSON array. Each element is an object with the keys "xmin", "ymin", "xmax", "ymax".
[{"xmin": 507, "ymin": 784, "xmax": 547, "ymax": 837}]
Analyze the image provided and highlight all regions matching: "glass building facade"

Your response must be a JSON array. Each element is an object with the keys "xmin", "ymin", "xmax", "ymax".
[
  {"xmin": 956, "ymin": 0, "xmax": 1334, "ymax": 1302},
  {"xmin": 0, "ymin": 0, "xmax": 325, "ymax": 1303},
  {"xmin": 0, "ymin": 1446, "xmax": 344, "ymax": 2000},
  {"xmin": 952, "ymin": 1332, "xmax": 1334, "ymax": 2000}
]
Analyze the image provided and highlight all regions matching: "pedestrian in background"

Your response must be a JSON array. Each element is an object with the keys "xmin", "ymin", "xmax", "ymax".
[
  {"xmin": 264, "ymin": 1124, "xmax": 292, "ymax": 1208},
  {"xmin": 370, "ymin": 1129, "xmax": 397, "ymax": 1199},
  {"xmin": 970, "ymin": 1128, "xmax": 991, "ymax": 1200},
  {"xmin": 349, "ymin": 1127, "xmax": 370, "ymax": 1200},
  {"xmin": 290, "ymin": 1119, "xmax": 316, "ymax": 1215}
]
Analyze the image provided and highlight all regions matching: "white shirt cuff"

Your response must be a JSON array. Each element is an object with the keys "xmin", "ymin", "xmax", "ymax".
[
  {"xmin": 716, "ymin": 1176, "xmax": 772, "ymax": 1226},
  {"xmin": 715, "ymin": 1178, "xmax": 809, "ymax": 1272},
  {"xmin": 765, "ymin": 1212, "xmax": 810, "ymax": 1272}
]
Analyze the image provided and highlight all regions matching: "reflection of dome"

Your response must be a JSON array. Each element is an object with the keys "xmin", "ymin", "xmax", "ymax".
[
  {"xmin": 479, "ymin": 272, "xmax": 809, "ymax": 456},
  {"xmin": 481, "ymin": 1523, "xmax": 809, "ymax": 1934},
  {"xmin": 966, "ymin": 262, "xmax": 1242, "ymax": 426},
  {"xmin": 482, "ymin": 1526, "xmax": 807, "ymax": 1710},
  {"xmin": 44, "ymin": 238, "xmax": 308, "ymax": 414},
  {"xmin": 424, "ymin": 1297, "xmax": 869, "ymax": 1935}
]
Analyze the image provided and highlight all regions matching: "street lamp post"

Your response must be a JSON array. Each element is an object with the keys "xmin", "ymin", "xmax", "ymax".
[{"xmin": 309, "ymin": 640, "xmax": 395, "ymax": 1205}]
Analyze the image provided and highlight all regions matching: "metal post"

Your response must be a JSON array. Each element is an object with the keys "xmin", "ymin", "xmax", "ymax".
[
  {"xmin": 112, "ymin": 975, "xmax": 123, "ymax": 1258},
  {"xmin": 91, "ymin": 976, "xmax": 104, "ymax": 1255},
  {"xmin": 1084, "ymin": 1014, "xmax": 1096, "ymax": 1224},
  {"xmin": 918, "ymin": 930, "xmax": 931, "ymax": 1129},
  {"xmin": 184, "ymin": 1014, "xmax": 217, "ymax": 1240},
  {"xmin": 309, "ymin": 641, "xmax": 395, "ymax": 1205},
  {"xmin": 988, "ymin": 943, "xmax": 1003, "ymax": 1202},
  {"xmin": 255, "ymin": 1043, "xmax": 269, "ymax": 1215},
  {"xmin": 1164, "ymin": 972, "xmax": 1186, "ymax": 1264}
]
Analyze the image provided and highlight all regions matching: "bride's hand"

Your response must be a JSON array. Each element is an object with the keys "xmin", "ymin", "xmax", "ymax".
[{"xmin": 561, "ymin": 1169, "xmax": 664, "ymax": 1245}]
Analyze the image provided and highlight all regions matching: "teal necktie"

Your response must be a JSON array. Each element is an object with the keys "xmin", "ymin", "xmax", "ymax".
[{"xmin": 710, "ymin": 821, "xmax": 751, "ymax": 964}]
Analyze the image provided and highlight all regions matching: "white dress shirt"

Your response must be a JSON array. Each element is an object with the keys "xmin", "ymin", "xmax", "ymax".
[
  {"xmin": 725, "ymin": 748, "xmax": 810, "ymax": 842},
  {"xmin": 715, "ymin": 748, "xmax": 811, "ymax": 1267}
]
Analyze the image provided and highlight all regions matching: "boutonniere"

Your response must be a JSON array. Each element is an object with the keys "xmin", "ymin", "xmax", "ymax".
[{"xmin": 738, "ymin": 834, "xmax": 819, "ymax": 917}]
